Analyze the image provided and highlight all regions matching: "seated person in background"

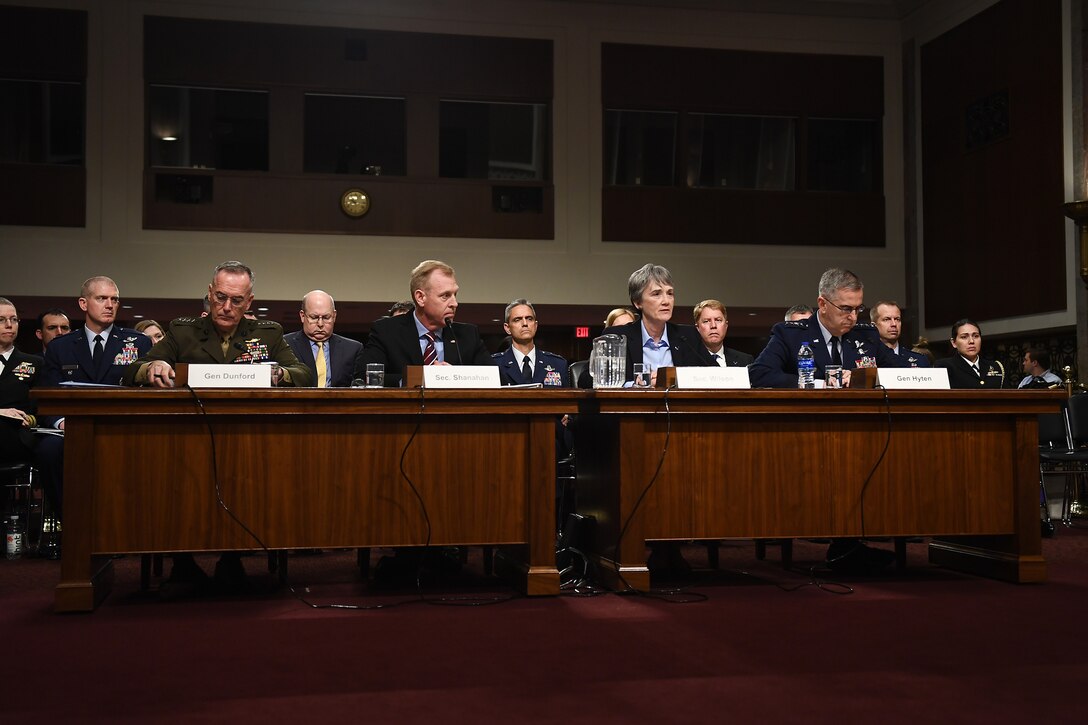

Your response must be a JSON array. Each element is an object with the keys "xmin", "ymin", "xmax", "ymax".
[
  {"xmin": 750, "ymin": 268, "xmax": 908, "ymax": 389},
  {"xmin": 603, "ymin": 307, "xmax": 637, "ymax": 329},
  {"xmin": 0, "ymin": 297, "xmax": 42, "ymax": 465},
  {"xmin": 910, "ymin": 337, "xmax": 936, "ymax": 367},
  {"xmin": 134, "ymin": 319, "xmax": 165, "ymax": 344},
  {"xmin": 693, "ymin": 299, "xmax": 753, "ymax": 368},
  {"xmin": 1, "ymin": 298, "xmax": 61, "ymax": 523},
  {"xmin": 1018, "ymin": 347, "xmax": 1062, "ymax": 389},
  {"xmin": 35, "ymin": 308, "xmax": 70, "ymax": 354},
  {"xmin": 43, "ymin": 276, "xmax": 152, "ymax": 387},
  {"xmin": 123, "ymin": 261, "xmax": 310, "ymax": 389},
  {"xmin": 493, "ymin": 299, "xmax": 572, "ymax": 523},
  {"xmin": 387, "ymin": 300, "xmax": 414, "ymax": 317},
  {"xmin": 784, "ymin": 304, "xmax": 813, "ymax": 321},
  {"xmin": 602, "ymin": 263, "xmax": 715, "ymax": 385},
  {"xmin": 285, "ymin": 290, "xmax": 362, "ymax": 388},
  {"xmin": 492, "ymin": 299, "xmax": 568, "ymax": 387},
  {"xmin": 354, "ymin": 259, "xmax": 494, "ymax": 386},
  {"xmin": 933, "ymin": 319, "xmax": 1009, "ymax": 389},
  {"xmin": 869, "ymin": 300, "xmax": 928, "ymax": 367}
]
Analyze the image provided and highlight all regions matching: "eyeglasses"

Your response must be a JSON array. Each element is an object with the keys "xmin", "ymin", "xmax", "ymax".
[
  {"xmin": 0, "ymin": 317, "xmax": 18, "ymax": 326},
  {"xmin": 212, "ymin": 291, "xmax": 248, "ymax": 308},
  {"xmin": 305, "ymin": 314, "xmax": 334, "ymax": 323},
  {"xmin": 827, "ymin": 301, "xmax": 866, "ymax": 316}
]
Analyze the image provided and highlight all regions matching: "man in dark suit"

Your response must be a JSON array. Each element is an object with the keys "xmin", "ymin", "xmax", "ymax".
[
  {"xmin": 749, "ymin": 269, "xmax": 910, "ymax": 389},
  {"xmin": 285, "ymin": 290, "xmax": 363, "ymax": 388},
  {"xmin": 693, "ymin": 299, "xmax": 754, "ymax": 368},
  {"xmin": 43, "ymin": 276, "xmax": 152, "ymax": 388},
  {"xmin": 934, "ymin": 319, "xmax": 1009, "ymax": 388},
  {"xmin": 355, "ymin": 259, "xmax": 494, "ymax": 386},
  {"xmin": 599, "ymin": 263, "xmax": 715, "ymax": 386},
  {"xmin": 492, "ymin": 299, "xmax": 569, "ymax": 386}
]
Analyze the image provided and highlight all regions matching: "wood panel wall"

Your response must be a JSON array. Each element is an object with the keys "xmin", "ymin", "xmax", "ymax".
[{"xmin": 920, "ymin": 0, "xmax": 1065, "ymax": 328}]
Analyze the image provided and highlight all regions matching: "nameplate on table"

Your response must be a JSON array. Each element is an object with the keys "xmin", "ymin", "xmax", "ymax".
[
  {"xmin": 406, "ymin": 365, "xmax": 501, "ymax": 389},
  {"xmin": 674, "ymin": 366, "xmax": 751, "ymax": 389},
  {"xmin": 185, "ymin": 363, "xmax": 271, "ymax": 388},
  {"xmin": 876, "ymin": 368, "xmax": 950, "ymax": 389}
]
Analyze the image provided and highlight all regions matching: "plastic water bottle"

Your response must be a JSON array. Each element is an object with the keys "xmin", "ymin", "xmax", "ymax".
[
  {"xmin": 5, "ymin": 515, "xmax": 24, "ymax": 560},
  {"xmin": 797, "ymin": 343, "xmax": 815, "ymax": 389}
]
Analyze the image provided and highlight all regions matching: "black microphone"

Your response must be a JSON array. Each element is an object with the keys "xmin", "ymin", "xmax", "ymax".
[{"xmin": 444, "ymin": 318, "xmax": 462, "ymax": 364}]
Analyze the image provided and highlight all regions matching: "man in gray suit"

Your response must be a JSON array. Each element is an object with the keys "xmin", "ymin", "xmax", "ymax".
[{"xmin": 285, "ymin": 290, "xmax": 362, "ymax": 388}]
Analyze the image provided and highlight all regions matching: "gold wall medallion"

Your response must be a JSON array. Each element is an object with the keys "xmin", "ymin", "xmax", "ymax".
[{"xmin": 340, "ymin": 188, "xmax": 370, "ymax": 217}]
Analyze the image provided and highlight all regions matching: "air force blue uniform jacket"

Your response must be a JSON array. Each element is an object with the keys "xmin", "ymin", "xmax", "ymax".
[{"xmin": 749, "ymin": 319, "xmax": 914, "ymax": 389}]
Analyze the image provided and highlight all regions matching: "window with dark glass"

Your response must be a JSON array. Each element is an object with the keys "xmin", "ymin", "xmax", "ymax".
[
  {"xmin": 0, "ymin": 79, "xmax": 84, "ymax": 165},
  {"xmin": 685, "ymin": 113, "xmax": 795, "ymax": 190},
  {"xmin": 604, "ymin": 109, "xmax": 677, "ymax": 186},
  {"xmin": 304, "ymin": 93, "xmax": 406, "ymax": 175},
  {"xmin": 147, "ymin": 85, "xmax": 269, "ymax": 170},
  {"xmin": 439, "ymin": 100, "xmax": 548, "ymax": 180},
  {"xmin": 807, "ymin": 118, "xmax": 880, "ymax": 193}
]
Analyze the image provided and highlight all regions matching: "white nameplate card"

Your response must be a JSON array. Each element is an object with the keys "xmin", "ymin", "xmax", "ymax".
[
  {"xmin": 187, "ymin": 363, "xmax": 271, "ymax": 388},
  {"xmin": 876, "ymin": 368, "xmax": 950, "ymax": 389},
  {"xmin": 422, "ymin": 365, "xmax": 501, "ymax": 389},
  {"xmin": 674, "ymin": 366, "xmax": 751, "ymax": 389}
]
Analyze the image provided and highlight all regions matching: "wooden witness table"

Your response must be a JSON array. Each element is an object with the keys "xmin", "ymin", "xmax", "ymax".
[
  {"xmin": 575, "ymin": 388, "xmax": 1066, "ymax": 591},
  {"xmin": 33, "ymin": 387, "xmax": 585, "ymax": 612}
]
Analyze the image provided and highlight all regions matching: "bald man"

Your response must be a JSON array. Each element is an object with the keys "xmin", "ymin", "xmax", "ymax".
[{"xmin": 284, "ymin": 289, "xmax": 363, "ymax": 387}]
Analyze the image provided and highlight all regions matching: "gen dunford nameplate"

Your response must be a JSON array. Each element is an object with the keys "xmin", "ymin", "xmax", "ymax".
[{"xmin": 187, "ymin": 363, "xmax": 271, "ymax": 388}]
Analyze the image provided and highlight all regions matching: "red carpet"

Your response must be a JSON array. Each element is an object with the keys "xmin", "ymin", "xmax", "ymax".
[{"xmin": 3, "ymin": 531, "xmax": 1087, "ymax": 723}]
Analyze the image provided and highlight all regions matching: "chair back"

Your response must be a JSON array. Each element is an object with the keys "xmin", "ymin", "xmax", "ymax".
[
  {"xmin": 569, "ymin": 360, "xmax": 590, "ymax": 389},
  {"xmin": 1038, "ymin": 412, "xmax": 1068, "ymax": 449},
  {"xmin": 1067, "ymin": 393, "xmax": 1088, "ymax": 446}
]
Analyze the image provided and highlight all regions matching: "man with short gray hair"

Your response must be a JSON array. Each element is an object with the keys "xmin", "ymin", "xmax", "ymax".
[
  {"xmin": 492, "ymin": 299, "xmax": 568, "ymax": 386},
  {"xmin": 750, "ymin": 267, "xmax": 908, "ymax": 389}
]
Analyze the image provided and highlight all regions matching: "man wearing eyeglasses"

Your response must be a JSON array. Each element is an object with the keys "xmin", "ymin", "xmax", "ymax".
[
  {"xmin": 0, "ymin": 297, "xmax": 42, "ymax": 465},
  {"xmin": 750, "ymin": 268, "xmax": 910, "ymax": 389},
  {"xmin": 123, "ymin": 261, "xmax": 310, "ymax": 388},
  {"xmin": 285, "ymin": 290, "xmax": 362, "ymax": 388}
]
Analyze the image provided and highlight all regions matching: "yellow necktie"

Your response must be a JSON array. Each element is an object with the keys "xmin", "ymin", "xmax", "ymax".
[{"xmin": 315, "ymin": 342, "xmax": 327, "ymax": 388}]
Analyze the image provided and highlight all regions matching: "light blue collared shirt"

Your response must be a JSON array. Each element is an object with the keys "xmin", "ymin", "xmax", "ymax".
[
  {"xmin": 640, "ymin": 321, "xmax": 674, "ymax": 372},
  {"xmin": 413, "ymin": 312, "xmax": 444, "ymax": 363}
]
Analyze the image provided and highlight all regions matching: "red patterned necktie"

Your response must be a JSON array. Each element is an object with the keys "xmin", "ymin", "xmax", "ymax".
[{"xmin": 422, "ymin": 332, "xmax": 437, "ymax": 365}]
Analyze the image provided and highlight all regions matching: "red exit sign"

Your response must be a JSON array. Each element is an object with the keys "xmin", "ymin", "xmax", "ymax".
[{"xmin": 575, "ymin": 326, "xmax": 590, "ymax": 338}]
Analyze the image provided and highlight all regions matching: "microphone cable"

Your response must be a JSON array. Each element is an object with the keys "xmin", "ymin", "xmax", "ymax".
[
  {"xmin": 185, "ymin": 384, "xmax": 424, "ymax": 610},
  {"xmin": 803, "ymin": 382, "xmax": 895, "ymax": 594},
  {"xmin": 608, "ymin": 384, "xmax": 708, "ymax": 604}
]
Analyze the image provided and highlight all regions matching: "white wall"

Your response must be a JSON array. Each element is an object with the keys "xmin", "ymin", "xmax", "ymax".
[{"xmin": 4, "ymin": 0, "xmax": 910, "ymax": 312}]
